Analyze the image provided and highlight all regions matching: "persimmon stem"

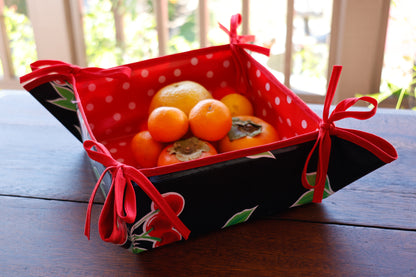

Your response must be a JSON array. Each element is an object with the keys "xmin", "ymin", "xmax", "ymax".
[
  {"xmin": 228, "ymin": 118, "xmax": 262, "ymax": 141},
  {"xmin": 168, "ymin": 137, "xmax": 210, "ymax": 161}
]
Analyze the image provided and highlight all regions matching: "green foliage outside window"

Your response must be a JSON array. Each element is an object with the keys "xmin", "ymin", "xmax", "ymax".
[
  {"xmin": 2, "ymin": 4, "xmax": 36, "ymax": 77},
  {"xmin": 2, "ymin": 0, "xmax": 414, "ymax": 110}
]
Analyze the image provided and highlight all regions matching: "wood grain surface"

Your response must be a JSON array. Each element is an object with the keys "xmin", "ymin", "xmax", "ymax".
[{"xmin": 1, "ymin": 91, "xmax": 415, "ymax": 276}]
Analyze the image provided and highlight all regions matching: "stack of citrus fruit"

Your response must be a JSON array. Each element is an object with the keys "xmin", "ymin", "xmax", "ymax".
[{"xmin": 130, "ymin": 80, "xmax": 280, "ymax": 168}]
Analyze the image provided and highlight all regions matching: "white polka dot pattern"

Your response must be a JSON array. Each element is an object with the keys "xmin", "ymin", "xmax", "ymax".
[
  {"xmin": 141, "ymin": 69, "xmax": 149, "ymax": 78},
  {"xmin": 158, "ymin": 75, "xmax": 166, "ymax": 83},
  {"xmin": 113, "ymin": 113, "xmax": 121, "ymax": 121},
  {"xmin": 77, "ymin": 47, "xmax": 319, "ymax": 164},
  {"xmin": 105, "ymin": 96, "xmax": 113, "ymax": 103},
  {"xmin": 128, "ymin": 102, "xmax": 136, "ymax": 110},
  {"xmin": 191, "ymin": 57, "xmax": 198, "ymax": 65},
  {"xmin": 122, "ymin": 82, "xmax": 130, "ymax": 90},
  {"xmin": 88, "ymin": 83, "xmax": 96, "ymax": 92},
  {"xmin": 174, "ymin": 69, "xmax": 181, "ymax": 77}
]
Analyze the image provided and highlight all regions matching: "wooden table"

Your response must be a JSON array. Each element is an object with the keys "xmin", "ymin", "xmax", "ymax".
[{"xmin": 1, "ymin": 90, "xmax": 415, "ymax": 276}]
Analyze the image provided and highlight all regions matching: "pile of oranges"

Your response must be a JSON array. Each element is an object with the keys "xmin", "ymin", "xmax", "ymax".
[{"xmin": 131, "ymin": 80, "xmax": 280, "ymax": 168}]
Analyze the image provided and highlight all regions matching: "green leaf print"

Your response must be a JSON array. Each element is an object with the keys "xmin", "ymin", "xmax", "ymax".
[
  {"xmin": 132, "ymin": 247, "xmax": 147, "ymax": 254},
  {"xmin": 292, "ymin": 190, "xmax": 315, "ymax": 207},
  {"xmin": 290, "ymin": 172, "xmax": 333, "ymax": 207},
  {"xmin": 306, "ymin": 173, "xmax": 334, "ymax": 194},
  {"xmin": 246, "ymin": 151, "xmax": 276, "ymax": 159},
  {"xmin": 48, "ymin": 84, "xmax": 77, "ymax": 111},
  {"xmin": 222, "ymin": 205, "xmax": 258, "ymax": 228}
]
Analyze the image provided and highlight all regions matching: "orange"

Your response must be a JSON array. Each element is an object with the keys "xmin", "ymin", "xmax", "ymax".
[
  {"xmin": 131, "ymin": 130, "xmax": 164, "ymax": 168},
  {"xmin": 148, "ymin": 107, "xmax": 189, "ymax": 142},
  {"xmin": 157, "ymin": 137, "xmax": 217, "ymax": 166},
  {"xmin": 220, "ymin": 93, "xmax": 254, "ymax": 116},
  {"xmin": 188, "ymin": 99, "xmax": 232, "ymax": 141},
  {"xmin": 149, "ymin": 80, "xmax": 213, "ymax": 115},
  {"xmin": 218, "ymin": 115, "xmax": 279, "ymax": 153}
]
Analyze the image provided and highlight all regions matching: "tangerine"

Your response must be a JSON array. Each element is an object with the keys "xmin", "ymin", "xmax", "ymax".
[
  {"xmin": 157, "ymin": 137, "xmax": 217, "ymax": 166},
  {"xmin": 188, "ymin": 99, "xmax": 232, "ymax": 141},
  {"xmin": 220, "ymin": 93, "xmax": 254, "ymax": 116},
  {"xmin": 149, "ymin": 80, "xmax": 212, "ymax": 115},
  {"xmin": 148, "ymin": 107, "xmax": 189, "ymax": 142},
  {"xmin": 131, "ymin": 130, "xmax": 164, "ymax": 168},
  {"xmin": 218, "ymin": 115, "xmax": 279, "ymax": 152}
]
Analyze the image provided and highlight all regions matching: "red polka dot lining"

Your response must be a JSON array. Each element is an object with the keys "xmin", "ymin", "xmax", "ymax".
[{"xmin": 75, "ymin": 45, "xmax": 321, "ymax": 168}]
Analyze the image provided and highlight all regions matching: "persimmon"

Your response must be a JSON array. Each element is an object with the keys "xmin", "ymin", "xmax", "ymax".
[
  {"xmin": 188, "ymin": 99, "xmax": 232, "ymax": 141},
  {"xmin": 131, "ymin": 130, "xmax": 164, "ymax": 168},
  {"xmin": 157, "ymin": 137, "xmax": 217, "ymax": 166},
  {"xmin": 218, "ymin": 115, "xmax": 279, "ymax": 153},
  {"xmin": 148, "ymin": 107, "xmax": 189, "ymax": 142}
]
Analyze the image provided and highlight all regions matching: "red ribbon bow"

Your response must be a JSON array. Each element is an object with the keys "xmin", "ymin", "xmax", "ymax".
[
  {"xmin": 219, "ymin": 13, "xmax": 270, "ymax": 56},
  {"xmin": 20, "ymin": 60, "xmax": 131, "ymax": 91},
  {"xmin": 83, "ymin": 140, "xmax": 190, "ymax": 244},
  {"xmin": 301, "ymin": 66, "xmax": 383, "ymax": 203}
]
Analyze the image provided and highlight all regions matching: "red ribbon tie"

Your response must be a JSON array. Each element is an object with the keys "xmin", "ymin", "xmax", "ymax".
[
  {"xmin": 83, "ymin": 140, "xmax": 190, "ymax": 244},
  {"xmin": 219, "ymin": 13, "xmax": 270, "ymax": 56},
  {"xmin": 301, "ymin": 65, "xmax": 381, "ymax": 203}
]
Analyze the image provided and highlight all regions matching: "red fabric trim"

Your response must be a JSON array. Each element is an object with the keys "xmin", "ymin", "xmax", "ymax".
[
  {"xmin": 334, "ymin": 128, "xmax": 397, "ymax": 163},
  {"xmin": 140, "ymin": 131, "xmax": 318, "ymax": 177},
  {"xmin": 125, "ymin": 44, "xmax": 230, "ymax": 70},
  {"xmin": 20, "ymin": 60, "xmax": 131, "ymax": 91}
]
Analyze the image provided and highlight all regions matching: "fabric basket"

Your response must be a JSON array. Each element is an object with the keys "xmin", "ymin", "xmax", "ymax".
[{"xmin": 20, "ymin": 14, "xmax": 397, "ymax": 253}]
